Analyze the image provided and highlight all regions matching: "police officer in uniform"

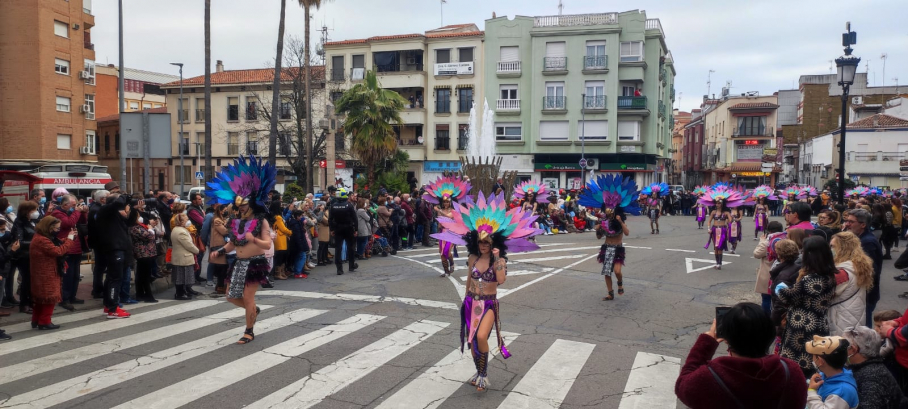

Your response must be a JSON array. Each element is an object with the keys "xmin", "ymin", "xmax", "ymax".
[{"xmin": 328, "ymin": 188, "xmax": 358, "ymax": 275}]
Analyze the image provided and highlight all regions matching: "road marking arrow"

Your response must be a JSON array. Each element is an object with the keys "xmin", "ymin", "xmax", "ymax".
[{"xmin": 686, "ymin": 257, "xmax": 731, "ymax": 273}]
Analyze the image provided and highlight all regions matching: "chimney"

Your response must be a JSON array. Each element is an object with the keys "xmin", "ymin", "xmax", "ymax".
[
  {"xmin": 216, "ymin": 60, "xmax": 224, "ymax": 73},
  {"xmin": 492, "ymin": 11, "xmax": 496, "ymax": 18},
  {"xmin": 872, "ymin": 116, "xmax": 879, "ymax": 127}
]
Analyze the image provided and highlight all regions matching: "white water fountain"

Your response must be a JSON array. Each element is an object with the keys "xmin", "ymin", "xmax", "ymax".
[
  {"xmin": 465, "ymin": 99, "xmax": 496, "ymax": 159},
  {"xmin": 460, "ymin": 98, "xmax": 517, "ymax": 197}
]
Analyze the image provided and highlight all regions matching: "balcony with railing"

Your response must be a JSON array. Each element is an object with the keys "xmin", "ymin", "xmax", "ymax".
[
  {"xmin": 542, "ymin": 96, "xmax": 566, "ymax": 112},
  {"xmin": 849, "ymin": 151, "xmax": 906, "ymax": 162},
  {"xmin": 583, "ymin": 95, "xmax": 606, "ymax": 112},
  {"xmin": 83, "ymin": 31, "xmax": 94, "ymax": 51},
  {"xmin": 617, "ymin": 96, "xmax": 647, "ymax": 110},
  {"xmin": 731, "ymin": 127, "xmax": 775, "ymax": 138},
  {"xmin": 497, "ymin": 61, "xmax": 521, "ymax": 77},
  {"xmin": 659, "ymin": 68, "xmax": 667, "ymax": 83},
  {"xmin": 496, "ymin": 99, "xmax": 520, "ymax": 114},
  {"xmin": 195, "ymin": 109, "xmax": 206, "ymax": 122},
  {"xmin": 227, "ymin": 143, "xmax": 239, "ymax": 155},
  {"xmin": 457, "ymin": 135, "xmax": 468, "ymax": 151},
  {"xmin": 583, "ymin": 55, "xmax": 607, "ymax": 72},
  {"xmin": 395, "ymin": 125, "xmax": 425, "ymax": 153},
  {"xmin": 533, "ymin": 13, "xmax": 617, "ymax": 27},
  {"xmin": 670, "ymin": 87, "xmax": 675, "ymax": 101},
  {"xmin": 645, "ymin": 18, "xmax": 664, "ymax": 37},
  {"xmin": 329, "ymin": 68, "xmax": 346, "ymax": 82},
  {"xmin": 435, "ymin": 134, "xmax": 450, "ymax": 151},
  {"xmin": 374, "ymin": 50, "xmax": 424, "ymax": 74},
  {"xmin": 543, "ymin": 57, "xmax": 567, "ymax": 73},
  {"xmin": 658, "ymin": 100, "xmax": 666, "ymax": 118},
  {"xmin": 178, "ymin": 109, "xmax": 189, "ymax": 123}
]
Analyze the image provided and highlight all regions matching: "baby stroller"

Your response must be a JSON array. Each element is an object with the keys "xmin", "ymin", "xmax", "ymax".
[{"xmin": 372, "ymin": 233, "xmax": 392, "ymax": 257}]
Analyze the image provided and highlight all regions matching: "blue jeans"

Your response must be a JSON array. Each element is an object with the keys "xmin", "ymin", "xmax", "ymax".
[
  {"xmin": 357, "ymin": 236, "xmax": 368, "ymax": 256},
  {"xmin": 761, "ymin": 293, "xmax": 772, "ymax": 316},
  {"xmin": 292, "ymin": 252, "xmax": 307, "ymax": 274}
]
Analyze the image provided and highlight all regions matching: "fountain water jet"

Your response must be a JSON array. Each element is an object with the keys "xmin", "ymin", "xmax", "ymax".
[{"xmin": 460, "ymin": 98, "xmax": 518, "ymax": 200}]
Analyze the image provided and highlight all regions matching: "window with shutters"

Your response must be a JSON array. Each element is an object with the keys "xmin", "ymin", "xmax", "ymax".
[
  {"xmin": 436, "ymin": 49, "xmax": 450, "ymax": 64},
  {"xmin": 620, "ymin": 41, "xmax": 643, "ymax": 62},
  {"xmin": 54, "ymin": 21, "xmax": 68, "ymax": 38},
  {"xmin": 245, "ymin": 96, "xmax": 258, "ymax": 121},
  {"xmin": 435, "ymin": 124, "xmax": 450, "ymax": 150},
  {"xmin": 584, "ymin": 81, "xmax": 605, "ymax": 109},
  {"xmin": 227, "ymin": 132, "xmax": 239, "ymax": 155},
  {"xmin": 458, "ymin": 47, "xmax": 473, "ymax": 62},
  {"xmin": 331, "ymin": 56, "xmax": 345, "ymax": 81},
  {"xmin": 539, "ymin": 121, "xmax": 568, "ymax": 141},
  {"xmin": 57, "ymin": 134, "xmax": 71, "ymax": 149},
  {"xmin": 585, "ymin": 41, "xmax": 606, "ymax": 69},
  {"xmin": 578, "ymin": 120, "xmax": 607, "ymax": 140},
  {"xmin": 618, "ymin": 121, "xmax": 640, "ymax": 141},
  {"xmin": 495, "ymin": 123, "xmax": 522, "ymax": 141},
  {"xmin": 544, "ymin": 42, "xmax": 567, "ymax": 71},
  {"xmin": 55, "ymin": 58, "xmax": 70, "ymax": 75},
  {"xmin": 500, "ymin": 46, "xmax": 519, "ymax": 61},
  {"xmin": 56, "ymin": 96, "xmax": 71, "ymax": 112},
  {"xmin": 227, "ymin": 97, "xmax": 239, "ymax": 121}
]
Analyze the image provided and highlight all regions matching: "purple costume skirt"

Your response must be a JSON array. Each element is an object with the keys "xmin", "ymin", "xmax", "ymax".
[
  {"xmin": 225, "ymin": 255, "xmax": 270, "ymax": 299},
  {"xmin": 461, "ymin": 293, "xmax": 508, "ymax": 356},
  {"xmin": 754, "ymin": 213, "xmax": 768, "ymax": 232},
  {"xmin": 696, "ymin": 207, "xmax": 707, "ymax": 222},
  {"xmin": 729, "ymin": 220, "xmax": 742, "ymax": 243},
  {"xmin": 705, "ymin": 225, "xmax": 729, "ymax": 251}
]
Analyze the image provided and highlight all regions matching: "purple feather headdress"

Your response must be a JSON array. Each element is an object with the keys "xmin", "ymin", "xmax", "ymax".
[
  {"xmin": 423, "ymin": 175, "xmax": 471, "ymax": 205},
  {"xmin": 206, "ymin": 155, "xmax": 277, "ymax": 212},
  {"xmin": 513, "ymin": 180, "xmax": 547, "ymax": 200},
  {"xmin": 431, "ymin": 191, "xmax": 542, "ymax": 254},
  {"xmin": 698, "ymin": 186, "xmax": 746, "ymax": 208}
]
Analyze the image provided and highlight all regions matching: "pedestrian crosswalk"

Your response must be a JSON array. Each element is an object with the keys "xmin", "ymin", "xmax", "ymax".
[{"xmin": 0, "ymin": 300, "xmax": 683, "ymax": 409}]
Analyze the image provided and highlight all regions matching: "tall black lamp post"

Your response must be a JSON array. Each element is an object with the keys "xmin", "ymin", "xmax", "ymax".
[{"xmin": 835, "ymin": 22, "xmax": 860, "ymax": 203}]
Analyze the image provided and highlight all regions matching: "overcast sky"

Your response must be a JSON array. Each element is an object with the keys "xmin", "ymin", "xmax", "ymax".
[{"xmin": 93, "ymin": 0, "xmax": 907, "ymax": 113}]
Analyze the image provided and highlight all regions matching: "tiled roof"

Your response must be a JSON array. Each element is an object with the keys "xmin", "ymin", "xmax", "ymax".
[
  {"xmin": 729, "ymin": 102, "xmax": 779, "ymax": 109},
  {"xmin": 426, "ymin": 31, "xmax": 483, "ymax": 38},
  {"xmin": 161, "ymin": 66, "xmax": 325, "ymax": 87},
  {"xmin": 435, "ymin": 23, "xmax": 473, "ymax": 30},
  {"xmin": 96, "ymin": 107, "xmax": 168, "ymax": 123},
  {"xmin": 847, "ymin": 113, "xmax": 908, "ymax": 129},
  {"xmin": 325, "ymin": 38, "xmax": 368, "ymax": 46}
]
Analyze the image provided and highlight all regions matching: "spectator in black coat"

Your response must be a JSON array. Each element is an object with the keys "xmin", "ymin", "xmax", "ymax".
[
  {"xmin": 287, "ymin": 210, "xmax": 310, "ymax": 278},
  {"xmin": 768, "ymin": 239, "xmax": 801, "ymax": 337},
  {"xmin": 95, "ymin": 194, "xmax": 134, "ymax": 317},
  {"xmin": 842, "ymin": 325, "xmax": 908, "ymax": 409}
]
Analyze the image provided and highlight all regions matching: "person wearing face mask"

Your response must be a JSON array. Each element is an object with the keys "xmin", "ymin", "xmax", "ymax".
[
  {"xmin": 804, "ymin": 335, "xmax": 859, "ymax": 409},
  {"xmin": 29, "ymin": 189, "xmax": 46, "ymax": 219},
  {"xmin": 94, "ymin": 193, "xmax": 134, "ymax": 318},
  {"xmin": 0, "ymin": 197, "xmax": 15, "ymax": 224},
  {"xmin": 841, "ymin": 326, "xmax": 907, "ymax": 409},
  {"xmin": 170, "ymin": 213, "xmax": 200, "ymax": 300},
  {"xmin": 28, "ymin": 217, "xmax": 73, "ymax": 329},
  {"xmin": 10, "ymin": 201, "xmax": 40, "ymax": 314},
  {"xmin": 675, "ymin": 302, "xmax": 807, "ymax": 409},
  {"xmin": 87, "ymin": 189, "xmax": 109, "ymax": 299},
  {"xmin": 0, "ymin": 218, "xmax": 17, "ymax": 319},
  {"xmin": 127, "ymin": 208, "xmax": 158, "ymax": 303},
  {"xmin": 49, "ymin": 194, "xmax": 87, "ymax": 310}
]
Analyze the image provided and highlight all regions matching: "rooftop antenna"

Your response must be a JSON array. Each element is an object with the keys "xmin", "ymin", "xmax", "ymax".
[
  {"xmin": 880, "ymin": 53, "xmax": 887, "ymax": 86},
  {"xmin": 828, "ymin": 60, "xmax": 834, "ymax": 74},
  {"xmin": 558, "ymin": 0, "xmax": 564, "ymax": 15},
  {"xmin": 894, "ymin": 77, "xmax": 900, "ymax": 96},
  {"xmin": 707, "ymin": 69, "xmax": 715, "ymax": 98},
  {"xmin": 440, "ymin": 0, "xmax": 446, "ymax": 26}
]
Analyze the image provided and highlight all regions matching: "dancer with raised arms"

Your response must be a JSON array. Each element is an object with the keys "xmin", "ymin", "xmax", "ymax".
[{"xmin": 422, "ymin": 175, "xmax": 471, "ymax": 277}]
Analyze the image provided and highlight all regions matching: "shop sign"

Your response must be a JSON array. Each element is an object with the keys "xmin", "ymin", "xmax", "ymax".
[
  {"xmin": 424, "ymin": 161, "xmax": 462, "ymax": 172},
  {"xmin": 736, "ymin": 144, "xmax": 763, "ymax": 162},
  {"xmin": 535, "ymin": 163, "xmax": 582, "ymax": 171},
  {"xmin": 433, "ymin": 62, "xmax": 474, "ymax": 76},
  {"xmin": 599, "ymin": 163, "xmax": 648, "ymax": 171},
  {"xmin": 319, "ymin": 159, "xmax": 346, "ymax": 169},
  {"xmin": 736, "ymin": 171, "xmax": 770, "ymax": 177}
]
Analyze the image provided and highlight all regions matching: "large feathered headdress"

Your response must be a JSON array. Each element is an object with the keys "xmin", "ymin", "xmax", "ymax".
[
  {"xmin": 578, "ymin": 174, "xmax": 641, "ymax": 215},
  {"xmin": 800, "ymin": 185, "xmax": 818, "ymax": 198},
  {"xmin": 846, "ymin": 186, "xmax": 870, "ymax": 197},
  {"xmin": 423, "ymin": 175, "xmax": 471, "ymax": 205},
  {"xmin": 431, "ymin": 191, "xmax": 542, "ymax": 254},
  {"xmin": 513, "ymin": 180, "xmax": 547, "ymax": 200},
  {"xmin": 752, "ymin": 185, "xmax": 777, "ymax": 201},
  {"xmin": 205, "ymin": 155, "xmax": 277, "ymax": 212},
  {"xmin": 641, "ymin": 182, "xmax": 670, "ymax": 197},
  {"xmin": 869, "ymin": 187, "xmax": 882, "ymax": 196},
  {"xmin": 698, "ymin": 186, "xmax": 746, "ymax": 208},
  {"xmin": 734, "ymin": 186, "xmax": 756, "ymax": 206},
  {"xmin": 711, "ymin": 182, "xmax": 733, "ymax": 190},
  {"xmin": 691, "ymin": 185, "xmax": 708, "ymax": 196},
  {"xmin": 784, "ymin": 185, "xmax": 805, "ymax": 199}
]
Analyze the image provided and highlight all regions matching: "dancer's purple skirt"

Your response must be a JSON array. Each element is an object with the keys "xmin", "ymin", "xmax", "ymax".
[{"xmin": 704, "ymin": 225, "xmax": 729, "ymax": 251}]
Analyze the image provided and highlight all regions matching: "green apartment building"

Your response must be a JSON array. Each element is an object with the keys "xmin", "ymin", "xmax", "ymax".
[{"xmin": 483, "ymin": 10, "xmax": 675, "ymax": 190}]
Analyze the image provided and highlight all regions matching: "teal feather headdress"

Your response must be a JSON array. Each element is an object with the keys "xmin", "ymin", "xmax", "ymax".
[
  {"xmin": 205, "ymin": 155, "xmax": 276, "ymax": 212},
  {"xmin": 577, "ymin": 174, "xmax": 641, "ymax": 215}
]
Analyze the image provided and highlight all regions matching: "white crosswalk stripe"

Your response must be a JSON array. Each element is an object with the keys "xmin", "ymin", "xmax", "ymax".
[
  {"xmin": 0, "ymin": 302, "xmax": 683, "ymax": 409},
  {"xmin": 3, "ymin": 300, "xmax": 171, "ymax": 334}
]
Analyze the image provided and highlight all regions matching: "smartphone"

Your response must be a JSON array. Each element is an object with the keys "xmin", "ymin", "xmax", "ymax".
[{"xmin": 715, "ymin": 306, "xmax": 732, "ymax": 337}]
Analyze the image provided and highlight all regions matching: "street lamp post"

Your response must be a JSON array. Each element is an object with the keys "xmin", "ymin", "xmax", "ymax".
[
  {"xmin": 171, "ymin": 62, "xmax": 184, "ymax": 197},
  {"xmin": 835, "ymin": 22, "xmax": 860, "ymax": 204},
  {"xmin": 580, "ymin": 93, "xmax": 586, "ymax": 187}
]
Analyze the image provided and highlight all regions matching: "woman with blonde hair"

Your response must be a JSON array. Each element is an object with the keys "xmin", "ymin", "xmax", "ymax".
[{"xmin": 827, "ymin": 231, "xmax": 873, "ymax": 335}]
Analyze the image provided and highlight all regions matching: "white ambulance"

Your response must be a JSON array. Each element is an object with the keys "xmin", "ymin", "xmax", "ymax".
[{"xmin": 1, "ymin": 163, "xmax": 113, "ymax": 205}]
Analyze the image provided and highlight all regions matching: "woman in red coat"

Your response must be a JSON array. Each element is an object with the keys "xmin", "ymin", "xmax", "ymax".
[{"xmin": 30, "ymin": 216, "xmax": 73, "ymax": 330}]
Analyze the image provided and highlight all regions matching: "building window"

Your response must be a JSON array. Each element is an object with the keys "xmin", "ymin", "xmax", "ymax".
[
  {"xmin": 104, "ymin": 133, "xmax": 110, "ymax": 152},
  {"xmin": 544, "ymin": 42, "xmax": 567, "ymax": 71},
  {"xmin": 57, "ymin": 134, "xmax": 72, "ymax": 150},
  {"xmin": 584, "ymin": 81, "xmax": 605, "ymax": 109},
  {"xmin": 246, "ymin": 132, "xmax": 258, "ymax": 155},
  {"xmin": 544, "ymin": 82, "xmax": 565, "ymax": 109},
  {"xmin": 330, "ymin": 91, "xmax": 343, "ymax": 103},
  {"xmin": 585, "ymin": 41, "xmax": 606, "ymax": 69},
  {"xmin": 620, "ymin": 41, "xmax": 643, "ymax": 62},
  {"xmin": 83, "ymin": 59, "xmax": 95, "ymax": 85},
  {"xmin": 195, "ymin": 98, "xmax": 205, "ymax": 121},
  {"xmin": 56, "ymin": 96, "xmax": 71, "ymax": 112},
  {"xmin": 246, "ymin": 97, "xmax": 258, "ymax": 121},
  {"xmin": 737, "ymin": 116, "xmax": 766, "ymax": 136},
  {"xmin": 280, "ymin": 97, "xmax": 292, "ymax": 120},
  {"xmin": 495, "ymin": 123, "xmax": 521, "ymax": 141},
  {"xmin": 458, "ymin": 47, "xmax": 473, "ymax": 62},
  {"xmin": 539, "ymin": 121, "xmax": 568, "ymax": 141},
  {"xmin": 436, "ymin": 89, "xmax": 451, "ymax": 113},
  {"xmin": 195, "ymin": 132, "xmax": 205, "ymax": 156},
  {"xmin": 278, "ymin": 132, "xmax": 292, "ymax": 156},
  {"xmin": 180, "ymin": 133, "xmax": 190, "ymax": 155},
  {"xmin": 176, "ymin": 165, "xmax": 194, "ymax": 185},
  {"xmin": 84, "ymin": 130, "xmax": 96, "ymax": 154},
  {"xmin": 578, "ymin": 120, "xmax": 608, "ymax": 140},
  {"xmin": 84, "ymin": 94, "xmax": 95, "ymax": 120},
  {"xmin": 436, "ymin": 49, "xmax": 450, "ymax": 64},
  {"xmin": 458, "ymin": 124, "xmax": 468, "ymax": 150},
  {"xmin": 351, "ymin": 54, "xmax": 365, "ymax": 80},
  {"xmin": 153, "ymin": 103, "xmax": 162, "ymax": 108},
  {"xmin": 55, "ymin": 58, "xmax": 70, "ymax": 75},
  {"xmin": 435, "ymin": 125, "xmax": 450, "ymax": 150},
  {"xmin": 143, "ymin": 102, "xmax": 152, "ymax": 109},
  {"xmin": 129, "ymin": 101, "xmax": 139, "ymax": 110},
  {"xmin": 500, "ymin": 46, "xmax": 519, "ymax": 62},
  {"xmin": 54, "ymin": 20, "xmax": 69, "ymax": 38},
  {"xmin": 457, "ymin": 88, "xmax": 472, "ymax": 113},
  {"xmin": 330, "ymin": 55, "xmax": 345, "ymax": 81},
  {"xmin": 617, "ymin": 121, "xmax": 640, "ymax": 141},
  {"xmin": 228, "ymin": 97, "xmax": 239, "ymax": 121},
  {"xmin": 228, "ymin": 132, "xmax": 239, "ymax": 155},
  {"xmin": 500, "ymin": 85, "xmax": 518, "ymax": 100}
]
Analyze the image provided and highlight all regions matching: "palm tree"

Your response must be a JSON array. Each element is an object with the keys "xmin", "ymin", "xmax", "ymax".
[
  {"xmin": 335, "ymin": 70, "xmax": 407, "ymax": 189},
  {"xmin": 203, "ymin": 0, "xmax": 212, "ymax": 180},
  {"xmin": 269, "ymin": 0, "xmax": 287, "ymax": 165},
  {"xmin": 297, "ymin": 0, "xmax": 329, "ymax": 192}
]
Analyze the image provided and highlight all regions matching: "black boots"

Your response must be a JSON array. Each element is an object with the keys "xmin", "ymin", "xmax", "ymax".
[{"xmin": 174, "ymin": 285, "xmax": 190, "ymax": 300}]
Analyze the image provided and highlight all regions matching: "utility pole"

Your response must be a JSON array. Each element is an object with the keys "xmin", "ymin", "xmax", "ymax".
[
  {"xmin": 707, "ymin": 69, "xmax": 715, "ymax": 98},
  {"xmin": 117, "ymin": 0, "xmax": 126, "ymax": 189}
]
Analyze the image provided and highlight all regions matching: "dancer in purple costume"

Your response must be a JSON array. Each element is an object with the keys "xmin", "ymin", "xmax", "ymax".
[
  {"xmin": 692, "ymin": 186, "xmax": 708, "ymax": 229},
  {"xmin": 431, "ymin": 192, "xmax": 541, "ymax": 392},
  {"xmin": 751, "ymin": 185, "xmax": 776, "ymax": 240},
  {"xmin": 700, "ymin": 186, "xmax": 746, "ymax": 270},
  {"xmin": 422, "ymin": 175, "xmax": 471, "ymax": 277}
]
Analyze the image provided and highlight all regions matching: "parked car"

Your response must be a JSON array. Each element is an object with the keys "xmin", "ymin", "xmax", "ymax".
[{"xmin": 668, "ymin": 185, "xmax": 686, "ymax": 194}]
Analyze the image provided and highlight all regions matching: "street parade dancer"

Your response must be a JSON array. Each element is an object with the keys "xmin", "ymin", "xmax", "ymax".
[
  {"xmin": 727, "ymin": 186, "xmax": 751, "ymax": 254},
  {"xmin": 578, "ymin": 174, "xmax": 641, "ymax": 301},
  {"xmin": 422, "ymin": 175, "xmax": 471, "ymax": 277},
  {"xmin": 206, "ymin": 155, "xmax": 275, "ymax": 345},
  {"xmin": 701, "ymin": 185, "xmax": 746, "ymax": 270},
  {"xmin": 432, "ymin": 191, "xmax": 541, "ymax": 392},
  {"xmin": 641, "ymin": 182, "xmax": 668, "ymax": 234},
  {"xmin": 692, "ymin": 185, "xmax": 708, "ymax": 229},
  {"xmin": 514, "ymin": 180, "xmax": 546, "ymax": 241},
  {"xmin": 751, "ymin": 185, "xmax": 776, "ymax": 240},
  {"xmin": 846, "ymin": 186, "xmax": 870, "ymax": 203},
  {"xmin": 782, "ymin": 185, "xmax": 803, "ymax": 215}
]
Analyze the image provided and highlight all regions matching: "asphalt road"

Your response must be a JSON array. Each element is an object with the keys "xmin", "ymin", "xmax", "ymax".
[{"xmin": 1, "ymin": 214, "xmax": 905, "ymax": 409}]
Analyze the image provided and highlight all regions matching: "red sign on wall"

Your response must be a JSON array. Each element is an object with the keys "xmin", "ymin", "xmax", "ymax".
[{"xmin": 319, "ymin": 160, "xmax": 346, "ymax": 169}]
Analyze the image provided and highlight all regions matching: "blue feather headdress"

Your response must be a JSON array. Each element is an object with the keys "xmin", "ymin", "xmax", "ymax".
[
  {"xmin": 641, "ymin": 182, "xmax": 670, "ymax": 197},
  {"xmin": 578, "ymin": 174, "xmax": 641, "ymax": 215},
  {"xmin": 205, "ymin": 155, "xmax": 277, "ymax": 212}
]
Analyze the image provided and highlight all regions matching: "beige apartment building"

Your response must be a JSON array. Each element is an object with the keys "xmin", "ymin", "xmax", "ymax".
[
  {"xmin": 325, "ymin": 23, "xmax": 484, "ymax": 184},
  {"xmin": 0, "ymin": 0, "xmax": 98, "ymax": 168},
  {"xmin": 702, "ymin": 93, "xmax": 780, "ymax": 187},
  {"xmin": 159, "ymin": 61, "xmax": 326, "ymax": 193}
]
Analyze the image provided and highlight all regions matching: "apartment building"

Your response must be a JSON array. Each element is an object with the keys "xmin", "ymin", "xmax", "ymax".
[
  {"xmin": 670, "ymin": 110, "xmax": 691, "ymax": 185},
  {"xmin": 324, "ymin": 24, "xmax": 484, "ymax": 184},
  {"xmin": 0, "ymin": 0, "xmax": 98, "ymax": 168},
  {"xmin": 159, "ymin": 61, "xmax": 327, "ymax": 193},
  {"xmin": 95, "ymin": 65, "xmax": 178, "ymax": 118},
  {"xmin": 701, "ymin": 93, "xmax": 780, "ymax": 188},
  {"xmin": 483, "ymin": 10, "xmax": 675, "ymax": 189}
]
